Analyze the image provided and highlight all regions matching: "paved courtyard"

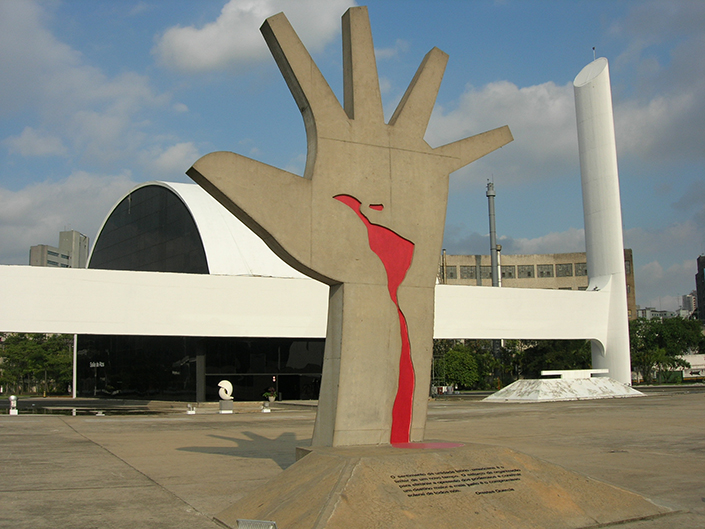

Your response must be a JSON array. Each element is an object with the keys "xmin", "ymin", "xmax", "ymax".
[{"xmin": 1, "ymin": 388, "xmax": 703, "ymax": 528}]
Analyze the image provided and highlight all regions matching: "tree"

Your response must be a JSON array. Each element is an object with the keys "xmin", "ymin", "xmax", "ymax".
[
  {"xmin": 630, "ymin": 318, "xmax": 703, "ymax": 384},
  {"xmin": 444, "ymin": 345, "xmax": 480, "ymax": 389},
  {"xmin": 41, "ymin": 334, "xmax": 73, "ymax": 393},
  {"xmin": 431, "ymin": 339, "xmax": 456, "ymax": 387},
  {"xmin": 514, "ymin": 339, "xmax": 591, "ymax": 379},
  {"xmin": 0, "ymin": 333, "xmax": 73, "ymax": 395},
  {"xmin": 468, "ymin": 342, "xmax": 500, "ymax": 389},
  {"xmin": 432, "ymin": 341, "xmax": 499, "ymax": 390}
]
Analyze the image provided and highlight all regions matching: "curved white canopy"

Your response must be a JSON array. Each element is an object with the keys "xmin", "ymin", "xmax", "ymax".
[{"xmin": 90, "ymin": 181, "xmax": 309, "ymax": 279}]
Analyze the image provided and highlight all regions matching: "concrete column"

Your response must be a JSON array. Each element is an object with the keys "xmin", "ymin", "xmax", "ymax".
[
  {"xmin": 185, "ymin": 337, "xmax": 207, "ymax": 402},
  {"xmin": 312, "ymin": 282, "xmax": 435, "ymax": 446},
  {"xmin": 196, "ymin": 352, "xmax": 206, "ymax": 403},
  {"xmin": 72, "ymin": 334, "xmax": 78, "ymax": 398},
  {"xmin": 574, "ymin": 58, "xmax": 631, "ymax": 385}
]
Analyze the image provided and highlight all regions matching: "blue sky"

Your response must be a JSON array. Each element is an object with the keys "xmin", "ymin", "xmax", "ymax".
[{"xmin": 1, "ymin": 0, "xmax": 703, "ymax": 311}]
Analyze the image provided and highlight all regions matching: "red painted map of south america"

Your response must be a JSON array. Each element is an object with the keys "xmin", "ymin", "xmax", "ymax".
[{"xmin": 334, "ymin": 194, "xmax": 415, "ymax": 443}]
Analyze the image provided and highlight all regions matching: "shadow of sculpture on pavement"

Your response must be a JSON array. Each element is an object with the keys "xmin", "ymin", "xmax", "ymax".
[{"xmin": 177, "ymin": 432, "xmax": 303, "ymax": 470}]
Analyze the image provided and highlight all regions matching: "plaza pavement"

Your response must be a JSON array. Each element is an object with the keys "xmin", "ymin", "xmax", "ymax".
[{"xmin": 1, "ymin": 387, "xmax": 703, "ymax": 528}]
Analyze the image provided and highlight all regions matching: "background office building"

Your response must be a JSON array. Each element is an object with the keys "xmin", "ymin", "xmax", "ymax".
[
  {"xmin": 682, "ymin": 292, "xmax": 697, "ymax": 314},
  {"xmin": 29, "ymin": 230, "xmax": 89, "ymax": 268},
  {"xmin": 440, "ymin": 249, "xmax": 637, "ymax": 320}
]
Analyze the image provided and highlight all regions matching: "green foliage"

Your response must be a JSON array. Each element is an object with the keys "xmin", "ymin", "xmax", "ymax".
[
  {"xmin": 432, "ymin": 339, "xmax": 455, "ymax": 358},
  {"xmin": 443, "ymin": 346, "xmax": 480, "ymax": 389},
  {"xmin": 433, "ymin": 323, "xmax": 703, "ymax": 392},
  {"xmin": 0, "ymin": 333, "xmax": 73, "ymax": 395},
  {"xmin": 514, "ymin": 340, "xmax": 591, "ymax": 379},
  {"xmin": 432, "ymin": 341, "xmax": 499, "ymax": 390},
  {"xmin": 630, "ymin": 318, "xmax": 703, "ymax": 384}
]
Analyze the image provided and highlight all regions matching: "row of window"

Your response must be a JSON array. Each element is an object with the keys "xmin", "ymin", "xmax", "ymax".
[
  {"xmin": 444, "ymin": 262, "xmax": 589, "ymax": 280},
  {"xmin": 46, "ymin": 250, "xmax": 69, "ymax": 259}
]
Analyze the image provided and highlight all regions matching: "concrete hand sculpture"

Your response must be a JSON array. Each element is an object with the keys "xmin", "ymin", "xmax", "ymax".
[{"xmin": 188, "ymin": 7, "xmax": 512, "ymax": 446}]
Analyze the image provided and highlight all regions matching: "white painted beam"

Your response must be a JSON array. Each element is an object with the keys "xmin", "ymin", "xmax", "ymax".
[{"xmin": 1, "ymin": 266, "xmax": 610, "ymax": 346}]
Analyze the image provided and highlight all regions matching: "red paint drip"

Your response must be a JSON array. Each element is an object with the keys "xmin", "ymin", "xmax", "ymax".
[
  {"xmin": 334, "ymin": 194, "xmax": 415, "ymax": 443},
  {"xmin": 369, "ymin": 204, "xmax": 384, "ymax": 211}
]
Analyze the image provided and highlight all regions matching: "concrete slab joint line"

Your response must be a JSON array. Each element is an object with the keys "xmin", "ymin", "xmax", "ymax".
[
  {"xmin": 57, "ymin": 416, "xmax": 211, "ymax": 522},
  {"xmin": 313, "ymin": 457, "xmax": 359, "ymax": 528},
  {"xmin": 188, "ymin": 6, "xmax": 512, "ymax": 447}
]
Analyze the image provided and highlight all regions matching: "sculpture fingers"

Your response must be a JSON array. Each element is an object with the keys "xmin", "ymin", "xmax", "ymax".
[
  {"xmin": 261, "ymin": 12, "xmax": 348, "ymax": 148},
  {"xmin": 187, "ymin": 151, "xmax": 313, "ymax": 273},
  {"xmin": 433, "ymin": 125, "xmax": 513, "ymax": 173},
  {"xmin": 342, "ymin": 7, "xmax": 384, "ymax": 123},
  {"xmin": 389, "ymin": 47, "xmax": 449, "ymax": 138}
]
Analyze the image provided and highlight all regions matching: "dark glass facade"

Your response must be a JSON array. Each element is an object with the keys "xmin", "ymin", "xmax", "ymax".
[
  {"xmin": 89, "ymin": 185, "xmax": 209, "ymax": 274},
  {"xmin": 81, "ymin": 184, "xmax": 325, "ymax": 402},
  {"xmin": 77, "ymin": 335, "xmax": 323, "ymax": 401}
]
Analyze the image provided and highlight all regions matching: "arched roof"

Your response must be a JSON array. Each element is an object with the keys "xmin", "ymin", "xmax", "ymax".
[{"xmin": 89, "ymin": 181, "xmax": 309, "ymax": 279}]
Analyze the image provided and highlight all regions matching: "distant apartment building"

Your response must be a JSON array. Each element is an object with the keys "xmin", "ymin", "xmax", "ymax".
[
  {"xmin": 635, "ymin": 307, "xmax": 690, "ymax": 320},
  {"xmin": 439, "ymin": 249, "xmax": 637, "ymax": 320},
  {"xmin": 29, "ymin": 230, "xmax": 89, "ymax": 269},
  {"xmin": 682, "ymin": 291, "xmax": 697, "ymax": 314}
]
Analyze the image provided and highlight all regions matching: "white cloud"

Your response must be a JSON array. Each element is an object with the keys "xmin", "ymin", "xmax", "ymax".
[
  {"xmin": 636, "ymin": 259, "xmax": 697, "ymax": 309},
  {"xmin": 624, "ymin": 221, "xmax": 703, "ymax": 263},
  {"xmin": 610, "ymin": 2, "xmax": 705, "ymax": 164},
  {"xmin": 615, "ymin": 90, "xmax": 704, "ymax": 163},
  {"xmin": 129, "ymin": 2, "xmax": 152, "ymax": 17},
  {"xmin": 0, "ymin": 1, "xmax": 80, "ymax": 117},
  {"xmin": 421, "ymin": 2, "xmax": 705, "ymax": 188},
  {"xmin": 0, "ymin": 3, "xmax": 163, "ymax": 120},
  {"xmin": 443, "ymin": 226, "xmax": 585, "ymax": 256},
  {"xmin": 4, "ymin": 127, "xmax": 66, "ymax": 157},
  {"xmin": 375, "ymin": 39, "xmax": 410, "ymax": 60},
  {"xmin": 0, "ymin": 2, "xmax": 172, "ymax": 170},
  {"xmin": 153, "ymin": 0, "xmax": 355, "ymax": 74},
  {"xmin": 378, "ymin": 76, "xmax": 392, "ymax": 95},
  {"xmin": 641, "ymin": 295, "xmax": 680, "ymax": 312},
  {"xmin": 0, "ymin": 172, "xmax": 137, "ymax": 264},
  {"xmin": 511, "ymin": 228, "xmax": 586, "ymax": 255},
  {"xmin": 623, "ymin": 211, "xmax": 704, "ymax": 307},
  {"xmin": 427, "ymin": 80, "xmax": 578, "ymax": 184},
  {"xmin": 148, "ymin": 142, "xmax": 201, "ymax": 176},
  {"xmin": 284, "ymin": 153, "xmax": 306, "ymax": 175}
]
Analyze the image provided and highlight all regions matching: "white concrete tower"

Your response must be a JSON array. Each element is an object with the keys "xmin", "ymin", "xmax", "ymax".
[{"xmin": 574, "ymin": 58, "xmax": 631, "ymax": 385}]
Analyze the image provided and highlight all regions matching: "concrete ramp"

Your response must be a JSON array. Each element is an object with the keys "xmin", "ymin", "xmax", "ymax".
[
  {"xmin": 215, "ymin": 443, "xmax": 670, "ymax": 529},
  {"xmin": 484, "ymin": 377, "xmax": 643, "ymax": 403}
]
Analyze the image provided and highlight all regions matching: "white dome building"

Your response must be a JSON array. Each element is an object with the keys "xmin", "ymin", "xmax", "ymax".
[
  {"xmin": 89, "ymin": 181, "xmax": 308, "ymax": 280},
  {"xmin": 81, "ymin": 181, "xmax": 322, "ymax": 402}
]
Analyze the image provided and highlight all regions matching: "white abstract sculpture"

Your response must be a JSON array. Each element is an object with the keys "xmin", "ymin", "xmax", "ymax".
[
  {"xmin": 218, "ymin": 380, "xmax": 234, "ymax": 400},
  {"xmin": 574, "ymin": 57, "xmax": 631, "ymax": 385}
]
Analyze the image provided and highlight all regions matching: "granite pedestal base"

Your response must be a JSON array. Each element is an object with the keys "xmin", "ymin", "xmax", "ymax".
[{"xmin": 215, "ymin": 442, "xmax": 672, "ymax": 528}]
